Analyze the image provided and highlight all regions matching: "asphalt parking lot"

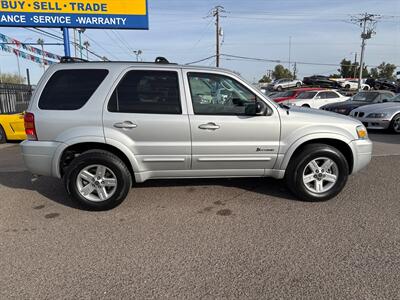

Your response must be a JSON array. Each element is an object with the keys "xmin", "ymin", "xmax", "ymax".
[{"xmin": 1, "ymin": 132, "xmax": 400, "ymax": 299}]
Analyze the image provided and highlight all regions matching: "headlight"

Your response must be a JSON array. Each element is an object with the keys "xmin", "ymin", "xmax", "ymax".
[
  {"xmin": 356, "ymin": 125, "xmax": 368, "ymax": 139},
  {"xmin": 366, "ymin": 113, "xmax": 388, "ymax": 118}
]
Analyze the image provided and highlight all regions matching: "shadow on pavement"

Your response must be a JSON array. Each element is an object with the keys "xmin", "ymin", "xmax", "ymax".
[
  {"xmin": 0, "ymin": 171, "xmax": 298, "ymax": 209},
  {"xmin": 369, "ymin": 131, "xmax": 400, "ymax": 145}
]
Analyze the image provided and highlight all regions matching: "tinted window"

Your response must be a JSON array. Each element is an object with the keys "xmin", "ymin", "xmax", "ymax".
[
  {"xmin": 108, "ymin": 71, "xmax": 181, "ymax": 114},
  {"xmin": 296, "ymin": 91, "xmax": 317, "ymax": 99},
  {"xmin": 352, "ymin": 92, "xmax": 379, "ymax": 102},
  {"xmin": 39, "ymin": 69, "xmax": 108, "ymax": 110},
  {"xmin": 325, "ymin": 92, "xmax": 339, "ymax": 98},
  {"xmin": 188, "ymin": 72, "xmax": 256, "ymax": 115}
]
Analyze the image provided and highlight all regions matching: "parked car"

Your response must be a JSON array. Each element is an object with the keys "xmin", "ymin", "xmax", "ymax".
[
  {"xmin": 290, "ymin": 90, "xmax": 349, "ymax": 109},
  {"xmin": 21, "ymin": 60, "xmax": 372, "ymax": 210},
  {"xmin": 350, "ymin": 94, "xmax": 400, "ymax": 133},
  {"xmin": 268, "ymin": 78, "xmax": 302, "ymax": 91},
  {"xmin": 272, "ymin": 87, "xmax": 323, "ymax": 103},
  {"xmin": 321, "ymin": 90, "xmax": 395, "ymax": 115},
  {"xmin": 303, "ymin": 75, "xmax": 340, "ymax": 88},
  {"xmin": 0, "ymin": 113, "xmax": 26, "ymax": 143},
  {"xmin": 338, "ymin": 80, "xmax": 370, "ymax": 91},
  {"xmin": 365, "ymin": 78, "xmax": 400, "ymax": 93}
]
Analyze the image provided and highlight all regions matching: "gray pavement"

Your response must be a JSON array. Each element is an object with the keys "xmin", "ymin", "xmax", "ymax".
[{"xmin": 0, "ymin": 132, "xmax": 400, "ymax": 299}]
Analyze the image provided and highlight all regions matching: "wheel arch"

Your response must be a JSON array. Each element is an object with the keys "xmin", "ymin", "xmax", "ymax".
[
  {"xmin": 281, "ymin": 137, "xmax": 354, "ymax": 174},
  {"xmin": 57, "ymin": 141, "xmax": 138, "ymax": 180}
]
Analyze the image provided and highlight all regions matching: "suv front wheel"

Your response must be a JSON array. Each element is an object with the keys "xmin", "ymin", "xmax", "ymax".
[
  {"xmin": 285, "ymin": 144, "xmax": 349, "ymax": 202},
  {"xmin": 64, "ymin": 150, "xmax": 132, "ymax": 210}
]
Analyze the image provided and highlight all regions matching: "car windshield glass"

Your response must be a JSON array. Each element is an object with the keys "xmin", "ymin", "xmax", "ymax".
[
  {"xmin": 296, "ymin": 91, "xmax": 317, "ymax": 99},
  {"xmin": 390, "ymin": 94, "xmax": 400, "ymax": 102},
  {"xmin": 351, "ymin": 92, "xmax": 378, "ymax": 102},
  {"xmin": 277, "ymin": 91, "xmax": 296, "ymax": 97}
]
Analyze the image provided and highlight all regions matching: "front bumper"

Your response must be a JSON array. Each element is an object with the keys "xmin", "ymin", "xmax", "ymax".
[
  {"xmin": 349, "ymin": 139, "xmax": 373, "ymax": 174},
  {"xmin": 352, "ymin": 117, "xmax": 391, "ymax": 130},
  {"xmin": 20, "ymin": 140, "xmax": 62, "ymax": 177}
]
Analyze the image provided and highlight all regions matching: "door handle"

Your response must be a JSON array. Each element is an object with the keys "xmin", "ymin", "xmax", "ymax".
[
  {"xmin": 198, "ymin": 122, "xmax": 220, "ymax": 130},
  {"xmin": 113, "ymin": 121, "xmax": 137, "ymax": 129}
]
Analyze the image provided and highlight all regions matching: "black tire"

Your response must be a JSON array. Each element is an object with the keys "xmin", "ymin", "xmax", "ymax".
[
  {"xmin": 302, "ymin": 104, "xmax": 310, "ymax": 108},
  {"xmin": 296, "ymin": 82, "xmax": 301, "ymax": 88},
  {"xmin": 277, "ymin": 86, "xmax": 283, "ymax": 91},
  {"xmin": 345, "ymin": 84, "xmax": 351, "ymax": 89},
  {"xmin": 390, "ymin": 113, "xmax": 400, "ymax": 134},
  {"xmin": 363, "ymin": 86, "xmax": 369, "ymax": 91},
  {"xmin": 64, "ymin": 150, "xmax": 132, "ymax": 210},
  {"xmin": 285, "ymin": 144, "xmax": 349, "ymax": 202},
  {"xmin": 0, "ymin": 125, "xmax": 6, "ymax": 144}
]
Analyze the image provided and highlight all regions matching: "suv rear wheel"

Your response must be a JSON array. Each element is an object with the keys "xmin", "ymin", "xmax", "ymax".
[
  {"xmin": 64, "ymin": 150, "xmax": 132, "ymax": 210},
  {"xmin": 285, "ymin": 144, "xmax": 349, "ymax": 202}
]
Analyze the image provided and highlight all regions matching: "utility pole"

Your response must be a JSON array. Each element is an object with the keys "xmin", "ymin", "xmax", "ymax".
[
  {"xmin": 83, "ymin": 41, "xmax": 90, "ymax": 60},
  {"xmin": 293, "ymin": 62, "xmax": 297, "ymax": 79},
  {"xmin": 212, "ymin": 6, "xmax": 226, "ymax": 68},
  {"xmin": 37, "ymin": 38, "xmax": 45, "ymax": 73},
  {"xmin": 353, "ymin": 52, "xmax": 358, "ymax": 79},
  {"xmin": 77, "ymin": 28, "xmax": 86, "ymax": 59},
  {"xmin": 133, "ymin": 50, "xmax": 142, "ymax": 62},
  {"xmin": 350, "ymin": 13, "xmax": 381, "ymax": 89},
  {"xmin": 73, "ymin": 29, "xmax": 77, "ymax": 57},
  {"xmin": 288, "ymin": 36, "xmax": 292, "ymax": 75}
]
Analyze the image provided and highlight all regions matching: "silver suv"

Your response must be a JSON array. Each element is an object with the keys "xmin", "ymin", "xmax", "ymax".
[{"xmin": 21, "ymin": 60, "xmax": 372, "ymax": 210}]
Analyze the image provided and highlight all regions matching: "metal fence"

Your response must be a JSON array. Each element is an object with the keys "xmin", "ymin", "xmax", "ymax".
[{"xmin": 0, "ymin": 83, "xmax": 32, "ymax": 114}]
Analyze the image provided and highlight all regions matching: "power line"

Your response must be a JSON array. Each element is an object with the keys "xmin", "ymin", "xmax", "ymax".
[{"xmin": 185, "ymin": 55, "xmax": 216, "ymax": 65}]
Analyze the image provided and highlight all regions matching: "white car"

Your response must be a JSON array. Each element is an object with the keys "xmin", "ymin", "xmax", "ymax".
[
  {"xmin": 291, "ymin": 90, "xmax": 350, "ymax": 109},
  {"xmin": 339, "ymin": 80, "xmax": 370, "ymax": 91},
  {"xmin": 270, "ymin": 78, "xmax": 302, "ymax": 91}
]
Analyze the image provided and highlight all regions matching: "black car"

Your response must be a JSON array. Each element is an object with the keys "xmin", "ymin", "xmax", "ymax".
[
  {"xmin": 320, "ymin": 90, "xmax": 395, "ymax": 115},
  {"xmin": 303, "ymin": 75, "xmax": 340, "ymax": 88},
  {"xmin": 365, "ymin": 78, "xmax": 400, "ymax": 93}
]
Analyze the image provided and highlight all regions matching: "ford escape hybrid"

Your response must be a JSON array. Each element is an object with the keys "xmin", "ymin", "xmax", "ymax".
[{"xmin": 21, "ymin": 59, "xmax": 372, "ymax": 210}]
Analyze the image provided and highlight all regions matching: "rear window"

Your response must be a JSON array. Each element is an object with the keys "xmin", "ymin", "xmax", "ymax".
[
  {"xmin": 107, "ymin": 70, "xmax": 181, "ymax": 114},
  {"xmin": 38, "ymin": 69, "xmax": 108, "ymax": 110}
]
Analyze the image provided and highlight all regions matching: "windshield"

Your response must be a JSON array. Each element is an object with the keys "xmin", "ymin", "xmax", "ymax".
[
  {"xmin": 390, "ymin": 94, "xmax": 400, "ymax": 102},
  {"xmin": 296, "ymin": 91, "xmax": 317, "ymax": 99},
  {"xmin": 351, "ymin": 92, "xmax": 378, "ymax": 102}
]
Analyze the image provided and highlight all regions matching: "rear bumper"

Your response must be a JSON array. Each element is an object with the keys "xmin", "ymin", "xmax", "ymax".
[
  {"xmin": 349, "ymin": 139, "xmax": 373, "ymax": 174},
  {"xmin": 20, "ymin": 140, "xmax": 62, "ymax": 177}
]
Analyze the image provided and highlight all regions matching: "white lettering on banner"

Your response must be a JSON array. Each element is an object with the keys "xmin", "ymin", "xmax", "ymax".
[
  {"xmin": 76, "ymin": 16, "xmax": 127, "ymax": 25},
  {"xmin": 32, "ymin": 15, "xmax": 72, "ymax": 24},
  {"xmin": 0, "ymin": 14, "xmax": 26, "ymax": 23}
]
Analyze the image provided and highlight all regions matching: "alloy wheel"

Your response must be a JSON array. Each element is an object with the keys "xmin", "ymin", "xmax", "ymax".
[
  {"xmin": 76, "ymin": 164, "xmax": 118, "ymax": 202},
  {"xmin": 302, "ymin": 157, "xmax": 339, "ymax": 194}
]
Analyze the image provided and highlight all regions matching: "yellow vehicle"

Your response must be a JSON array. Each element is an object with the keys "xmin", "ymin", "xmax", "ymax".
[{"xmin": 0, "ymin": 113, "xmax": 26, "ymax": 143}]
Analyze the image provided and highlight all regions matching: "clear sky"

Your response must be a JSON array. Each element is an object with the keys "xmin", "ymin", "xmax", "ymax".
[{"xmin": 0, "ymin": 0, "xmax": 399, "ymax": 84}]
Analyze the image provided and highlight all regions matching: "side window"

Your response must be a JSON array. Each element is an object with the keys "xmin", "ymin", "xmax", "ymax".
[
  {"xmin": 188, "ymin": 72, "xmax": 256, "ymax": 115},
  {"xmin": 325, "ymin": 92, "xmax": 340, "ymax": 98},
  {"xmin": 108, "ymin": 70, "xmax": 181, "ymax": 114},
  {"xmin": 315, "ymin": 92, "xmax": 324, "ymax": 99},
  {"xmin": 39, "ymin": 69, "xmax": 109, "ymax": 110}
]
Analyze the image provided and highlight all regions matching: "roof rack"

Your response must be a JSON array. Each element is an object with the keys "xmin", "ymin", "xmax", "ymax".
[
  {"xmin": 60, "ymin": 56, "xmax": 89, "ymax": 63},
  {"xmin": 59, "ymin": 56, "xmax": 177, "ymax": 65}
]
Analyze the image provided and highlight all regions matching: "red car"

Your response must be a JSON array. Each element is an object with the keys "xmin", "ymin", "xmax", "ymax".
[{"xmin": 273, "ymin": 87, "xmax": 323, "ymax": 103}]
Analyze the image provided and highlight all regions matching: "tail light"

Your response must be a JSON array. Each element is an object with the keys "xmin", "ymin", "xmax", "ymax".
[{"xmin": 24, "ymin": 112, "xmax": 37, "ymax": 141}]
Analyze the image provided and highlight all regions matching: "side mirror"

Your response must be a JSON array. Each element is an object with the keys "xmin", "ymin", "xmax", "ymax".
[{"xmin": 245, "ymin": 101, "xmax": 269, "ymax": 116}]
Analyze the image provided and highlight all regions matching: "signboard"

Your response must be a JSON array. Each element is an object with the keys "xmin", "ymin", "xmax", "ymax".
[{"xmin": 0, "ymin": 0, "xmax": 148, "ymax": 29}]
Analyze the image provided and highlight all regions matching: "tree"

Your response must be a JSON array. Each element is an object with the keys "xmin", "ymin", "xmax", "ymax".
[
  {"xmin": 369, "ymin": 62, "xmax": 397, "ymax": 79},
  {"xmin": 0, "ymin": 73, "xmax": 25, "ymax": 84},
  {"xmin": 272, "ymin": 64, "xmax": 293, "ymax": 80},
  {"xmin": 258, "ymin": 74, "xmax": 271, "ymax": 83}
]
